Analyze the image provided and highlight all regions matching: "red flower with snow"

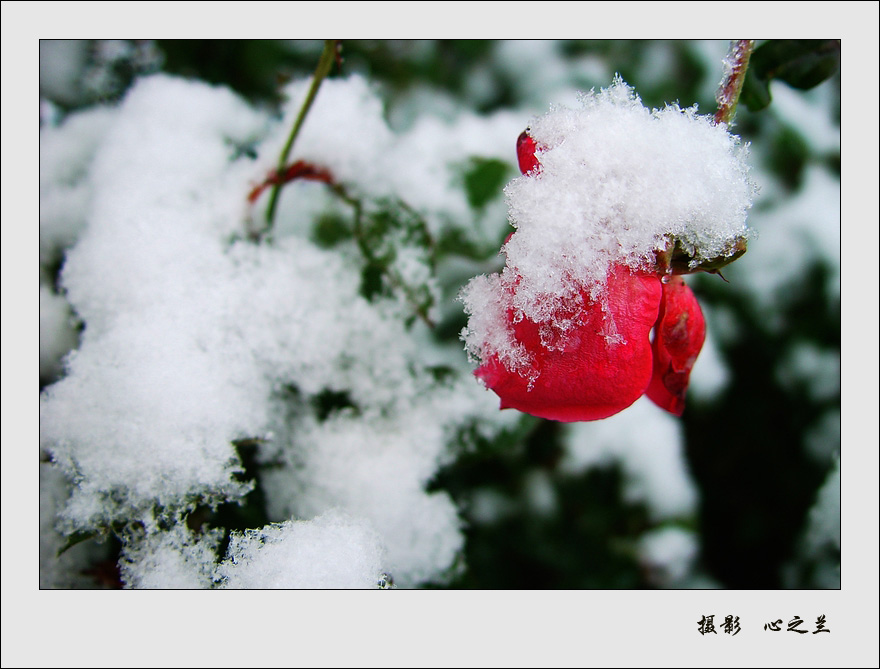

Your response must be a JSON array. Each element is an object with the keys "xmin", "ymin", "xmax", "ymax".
[
  {"xmin": 473, "ymin": 131, "xmax": 709, "ymax": 421},
  {"xmin": 476, "ymin": 265, "xmax": 664, "ymax": 421}
]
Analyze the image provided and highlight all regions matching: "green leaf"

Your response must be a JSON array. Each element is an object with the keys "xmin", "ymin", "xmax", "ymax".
[
  {"xmin": 768, "ymin": 125, "xmax": 811, "ymax": 191},
  {"xmin": 311, "ymin": 212, "xmax": 351, "ymax": 249},
  {"xmin": 435, "ymin": 227, "xmax": 494, "ymax": 261},
  {"xmin": 743, "ymin": 40, "xmax": 840, "ymax": 112},
  {"xmin": 461, "ymin": 158, "xmax": 511, "ymax": 211},
  {"xmin": 756, "ymin": 39, "xmax": 840, "ymax": 89},
  {"xmin": 312, "ymin": 389, "xmax": 359, "ymax": 420},
  {"xmin": 56, "ymin": 529, "xmax": 99, "ymax": 557},
  {"xmin": 360, "ymin": 262, "xmax": 387, "ymax": 301}
]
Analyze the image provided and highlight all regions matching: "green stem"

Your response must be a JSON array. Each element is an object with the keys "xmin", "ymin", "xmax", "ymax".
[
  {"xmin": 263, "ymin": 39, "xmax": 338, "ymax": 237},
  {"xmin": 329, "ymin": 183, "xmax": 436, "ymax": 328},
  {"xmin": 715, "ymin": 40, "xmax": 755, "ymax": 126}
]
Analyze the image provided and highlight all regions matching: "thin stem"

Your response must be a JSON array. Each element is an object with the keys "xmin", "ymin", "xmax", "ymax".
[
  {"xmin": 263, "ymin": 39, "xmax": 339, "ymax": 235},
  {"xmin": 330, "ymin": 183, "xmax": 436, "ymax": 328},
  {"xmin": 715, "ymin": 40, "xmax": 755, "ymax": 126}
]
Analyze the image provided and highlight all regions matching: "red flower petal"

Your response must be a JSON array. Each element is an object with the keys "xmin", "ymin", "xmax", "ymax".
[
  {"xmin": 516, "ymin": 130, "xmax": 541, "ymax": 175},
  {"xmin": 646, "ymin": 276, "xmax": 706, "ymax": 416},
  {"xmin": 476, "ymin": 266, "xmax": 662, "ymax": 422}
]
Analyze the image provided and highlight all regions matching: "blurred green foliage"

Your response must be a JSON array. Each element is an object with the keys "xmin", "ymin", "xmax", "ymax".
[{"xmin": 742, "ymin": 40, "xmax": 841, "ymax": 112}]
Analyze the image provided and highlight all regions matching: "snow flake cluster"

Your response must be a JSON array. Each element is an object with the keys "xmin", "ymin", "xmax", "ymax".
[{"xmin": 39, "ymin": 73, "xmax": 520, "ymax": 588}]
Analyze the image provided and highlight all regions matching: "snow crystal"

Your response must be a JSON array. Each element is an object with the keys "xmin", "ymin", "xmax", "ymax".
[
  {"xmin": 462, "ymin": 77, "xmax": 754, "ymax": 365},
  {"xmin": 216, "ymin": 511, "xmax": 384, "ymax": 589},
  {"xmin": 120, "ymin": 524, "xmax": 222, "ymax": 589},
  {"xmin": 562, "ymin": 396, "xmax": 697, "ymax": 521},
  {"xmin": 40, "ymin": 75, "xmax": 273, "ymax": 531}
]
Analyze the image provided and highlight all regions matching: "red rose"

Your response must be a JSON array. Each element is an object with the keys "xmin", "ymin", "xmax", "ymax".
[{"xmin": 473, "ymin": 131, "xmax": 707, "ymax": 421}]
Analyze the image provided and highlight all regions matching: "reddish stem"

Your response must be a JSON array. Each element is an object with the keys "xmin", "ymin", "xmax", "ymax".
[
  {"xmin": 715, "ymin": 40, "xmax": 755, "ymax": 126},
  {"xmin": 247, "ymin": 160, "xmax": 335, "ymax": 204}
]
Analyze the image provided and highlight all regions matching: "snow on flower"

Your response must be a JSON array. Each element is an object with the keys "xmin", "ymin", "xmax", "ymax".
[{"xmin": 461, "ymin": 77, "xmax": 754, "ymax": 421}]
